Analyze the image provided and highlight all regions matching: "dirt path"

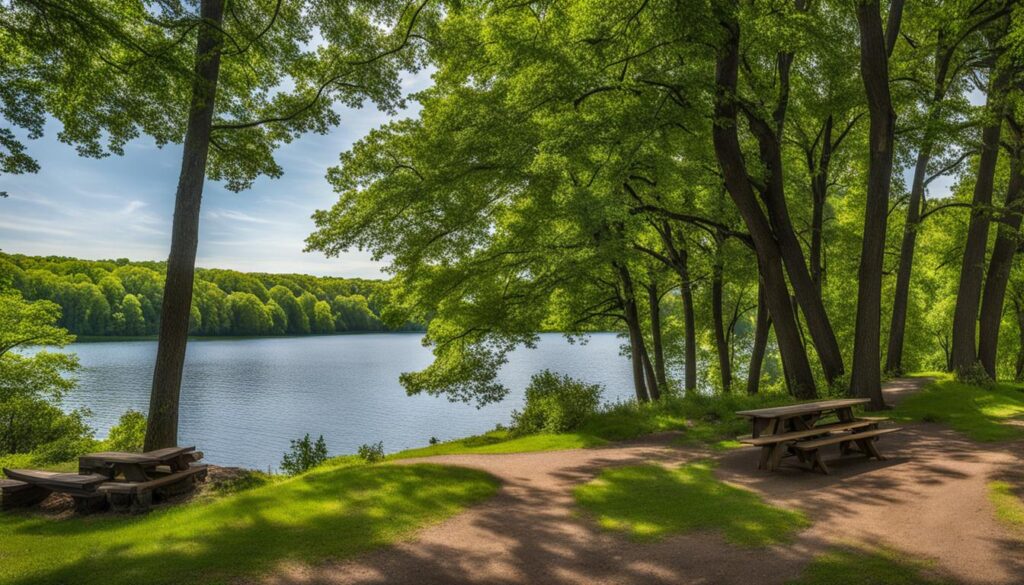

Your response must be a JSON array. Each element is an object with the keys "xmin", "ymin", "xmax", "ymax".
[{"xmin": 264, "ymin": 378, "xmax": 1023, "ymax": 585}]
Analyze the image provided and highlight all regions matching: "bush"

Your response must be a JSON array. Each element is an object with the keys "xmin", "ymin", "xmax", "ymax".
[
  {"xmin": 280, "ymin": 434, "xmax": 328, "ymax": 475},
  {"xmin": 511, "ymin": 371, "xmax": 602, "ymax": 435},
  {"xmin": 357, "ymin": 441, "xmax": 385, "ymax": 463},
  {"xmin": 105, "ymin": 410, "xmax": 147, "ymax": 452}
]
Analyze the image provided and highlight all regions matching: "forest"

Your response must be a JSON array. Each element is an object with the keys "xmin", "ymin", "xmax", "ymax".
[{"xmin": 0, "ymin": 252, "xmax": 414, "ymax": 336}]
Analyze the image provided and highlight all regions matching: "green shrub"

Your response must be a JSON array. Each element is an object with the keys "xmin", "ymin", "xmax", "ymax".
[
  {"xmin": 280, "ymin": 434, "xmax": 328, "ymax": 475},
  {"xmin": 104, "ymin": 410, "xmax": 147, "ymax": 452},
  {"xmin": 357, "ymin": 441, "xmax": 385, "ymax": 463},
  {"xmin": 511, "ymin": 371, "xmax": 602, "ymax": 435}
]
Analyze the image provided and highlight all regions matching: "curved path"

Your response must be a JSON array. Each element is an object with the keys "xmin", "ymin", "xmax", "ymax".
[{"xmin": 263, "ymin": 378, "xmax": 1023, "ymax": 585}]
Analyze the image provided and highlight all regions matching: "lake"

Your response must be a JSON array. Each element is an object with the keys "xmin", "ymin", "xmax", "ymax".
[{"xmin": 59, "ymin": 333, "xmax": 637, "ymax": 469}]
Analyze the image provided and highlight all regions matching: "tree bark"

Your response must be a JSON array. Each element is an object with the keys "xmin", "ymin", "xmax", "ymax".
[
  {"xmin": 977, "ymin": 129, "xmax": 1023, "ymax": 378},
  {"xmin": 617, "ymin": 263, "xmax": 651, "ymax": 401},
  {"xmin": 646, "ymin": 280, "xmax": 668, "ymax": 390},
  {"xmin": 850, "ymin": 0, "xmax": 897, "ymax": 410},
  {"xmin": 950, "ymin": 70, "xmax": 1006, "ymax": 374},
  {"xmin": 712, "ymin": 3, "xmax": 817, "ymax": 399},
  {"xmin": 747, "ymin": 114, "xmax": 845, "ymax": 386},
  {"xmin": 885, "ymin": 29, "xmax": 958, "ymax": 375},
  {"xmin": 657, "ymin": 224, "xmax": 697, "ymax": 392},
  {"xmin": 747, "ymin": 280, "xmax": 772, "ymax": 395},
  {"xmin": 145, "ymin": 0, "xmax": 225, "ymax": 451},
  {"xmin": 885, "ymin": 146, "xmax": 931, "ymax": 374},
  {"xmin": 711, "ymin": 250, "xmax": 732, "ymax": 392},
  {"xmin": 1015, "ymin": 298, "xmax": 1024, "ymax": 380},
  {"xmin": 808, "ymin": 116, "xmax": 832, "ymax": 294}
]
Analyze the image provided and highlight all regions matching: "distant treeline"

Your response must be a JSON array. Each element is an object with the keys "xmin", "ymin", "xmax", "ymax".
[{"xmin": 1, "ymin": 253, "xmax": 423, "ymax": 337}]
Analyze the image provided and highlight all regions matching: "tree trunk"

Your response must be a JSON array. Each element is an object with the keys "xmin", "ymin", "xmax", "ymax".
[
  {"xmin": 144, "ymin": 0, "xmax": 225, "ymax": 451},
  {"xmin": 885, "ymin": 30, "xmax": 956, "ymax": 375},
  {"xmin": 1015, "ymin": 298, "xmax": 1024, "ymax": 380},
  {"xmin": 950, "ymin": 69, "xmax": 1006, "ymax": 374},
  {"xmin": 646, "ymin": 281, "xmax": 668, "ymax": 389},
  {"xmin": 747, "ymin": 280, "xmax": 771, "ymax": 395},
  {"xmin": 748, "ymin": 117, "xmax": 845, "ymax": 386},
  {"xmin": 850, "ymin": 0, "xmax": 897, "ymax": 410},
  {"xmin": 711, "ymin": 3, "xmax": 817, "ymax": 399},
  {"xmin": 617, "ymin": 263, "xmax": 651, "ymax": 401},
  {"xmin": 977, "ymin": 133, "xmax": 1023, "ymax": 378},
  {"xmin": 660, "ymin": 227, "xmax": 697, "ymax": 393},
  {"xmin": 809, "ymin": 116, "xmax": 832, "ymax": 294},
  {"xmin": 711, "ymin": 253, "xmax": 732, "ymax": 392},
  {"xmin": 885, "ymin": 146, "xmax": 931, "ymax": 374},
  {"xmin": 640, "ymin": 341, "xmax": 661, "ymax": 401}
]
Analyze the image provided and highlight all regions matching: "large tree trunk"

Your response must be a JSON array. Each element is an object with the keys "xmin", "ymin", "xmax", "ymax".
[
  {"xmin": 977, "ymin": 132, "xmax": 1023, "ymax": 378},
  {"xmin": 885, "ymin": 147, "xmax": 931, "ymax": 375},
  {"xmin": 711, "ymin": 3, "xmax": 817, "ymax": 399},
  {"xmin": 747, "ymin": 280, "xmax": 771, "ymax": 395},
  {"xmin": 145, "ymin": 0, "xmax": 225, "ymax": 451},
  {"xmin": 646, "ymin": 281, "xmax": 668, "ymax": 389},
  {"xmin": 748, "ymin": 117, "xmax": 845, "ymax": 386},
  {"xmin": 711, "ymin": 252, "xmax": 732, "ymax": 392},
  {"xmin": 617, "ymin": 263, "xmax": 651, "ymax": 401},
  {"xmin": 850, "ymin": 0, "xmax": 897, "ymax": 410},
  {"xmin": 951, "ymin": 69, "xmax": 1007, "ymax": 374}
]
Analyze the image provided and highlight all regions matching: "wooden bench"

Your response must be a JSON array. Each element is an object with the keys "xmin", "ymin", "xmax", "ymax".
[
  {"xmin": 1, "ymin": 479, "xmax": 50, "ymax": 510},
  {"xmin": 2, "ymin": 469, "xmax": 110, "ymax": 513},
  {"xmin": 738, "ymin": 419, "xmax": 880, "ymax": 446},
  {"xmin": 98, "ymin": 464, "xmax": 209, "ymax": 513},
  {"xmin": 792, "ymin": 427, "xmax": 902, "ymax": 474}
]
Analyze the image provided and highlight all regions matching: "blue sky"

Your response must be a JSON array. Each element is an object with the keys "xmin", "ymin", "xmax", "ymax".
[{"xmin": 0, "ymin": 70, "xmax": 433, "ymax": 279}]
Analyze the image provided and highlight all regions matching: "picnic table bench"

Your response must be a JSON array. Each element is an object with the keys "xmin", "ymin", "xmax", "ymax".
[
  {"xmin": 1, "ymin": 446, "xmax": 207, "ymax": 514},
  {"xmin": 736, "ymin": 399, "xmax": 901, "ymax": 474}
]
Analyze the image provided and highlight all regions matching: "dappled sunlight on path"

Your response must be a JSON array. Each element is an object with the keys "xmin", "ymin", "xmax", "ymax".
[{"xmin": 260, "ymin": 378, "xmax": 1024, "ymax": 585}]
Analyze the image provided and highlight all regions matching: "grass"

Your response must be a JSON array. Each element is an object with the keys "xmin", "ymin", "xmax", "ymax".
[
  {"xmin": 390, "ymin": 429, "xmax": 607, "ymax": 459},
  {"xmin": 573, "ymin": 461, "xmax": 810, "ymax": 546},
  {"xmin": 788, "ymin": 545, "xmax": 949, "ymax": 585},
  {"xmin": 882, "ymin": 376, "xmax": 1024, "ymax": 442},
  {"xmin": 0, "ymin": 461, "xmax": 499, "ymax": 585},
  {"xmin": 988, "ymin": 481, "xmax": 1024, "ymax": 536},
  {"xmin": 392, "ymin": 391, "xmax": 795, "ymax": 460}
]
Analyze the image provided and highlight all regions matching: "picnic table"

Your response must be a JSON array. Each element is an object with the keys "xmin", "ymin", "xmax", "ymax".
[
  {"xmin": 735, "ymin": 399, "xmax": 901, "ymax": 474},
  {"xmin": 2, "ymin": 446, "xmax": 207, "ymax": 514}
]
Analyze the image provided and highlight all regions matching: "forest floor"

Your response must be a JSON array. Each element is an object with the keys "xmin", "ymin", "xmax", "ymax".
[{"xmin": 261, "ymin": 378, "xmax": 1024, "ymax": 585}]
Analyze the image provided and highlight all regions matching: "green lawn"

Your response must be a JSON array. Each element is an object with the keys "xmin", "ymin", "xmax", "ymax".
[
  {"xmin": 0, "ymin": 462, "xmax": 498, "ymax": 585},
  {"xmin": 573, "ymin": 461, "xmax": 810, "ymax": 545},
  {"xmin": 788, "ymin": 546, "xmax": 949, "ymax": 585},
  {"xmin": 988, "ymin": 481, "xmax": 1024, "ymax": 536},
  {"xmin": 393, "ymin": 392, "xmax": 794, "ymax": 460},
  {"xmin": 390, "ymin": 430, "xmax": 607, "ymax": 459},
  {"xmin": 884, "ymin": 376, "xmax": 1024, "ymax": 442}
]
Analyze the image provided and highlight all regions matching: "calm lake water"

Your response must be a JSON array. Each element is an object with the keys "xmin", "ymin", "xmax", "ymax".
[{"xmin": 59, "ymin": 333, "xmax": 636, "ymax": 469}]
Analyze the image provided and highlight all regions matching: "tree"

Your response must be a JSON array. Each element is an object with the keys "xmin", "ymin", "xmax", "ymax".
[
  {"xmin": 848, "ymin": 0, "xmax": 901, "ymax": 410},
  {"xmin": 0, "ymin": 290, "xmax": 89, "ymax": 458}
]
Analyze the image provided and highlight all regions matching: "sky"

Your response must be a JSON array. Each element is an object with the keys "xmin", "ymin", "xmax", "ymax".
[{"xmin": 0, "ymin": 70, "xmax": 434, "ymax": 279}]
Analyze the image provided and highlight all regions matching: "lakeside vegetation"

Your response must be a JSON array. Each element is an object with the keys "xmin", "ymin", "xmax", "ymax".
[{"xmin": 1, "ymin": 252, "xmax": 421, "ymax": 338}]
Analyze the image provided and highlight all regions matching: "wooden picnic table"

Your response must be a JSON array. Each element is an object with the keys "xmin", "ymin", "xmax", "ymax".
[
  {"xmin": 79, "ymin": 446, "xmax": 198, "ymax": 481},
  {"xmin": 736, "ymin": 399, "xmax": 901, "ymax": 474},
  {"xmin": 1, "ymin": 446, "xmax": 207, "ymax": 514}
]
